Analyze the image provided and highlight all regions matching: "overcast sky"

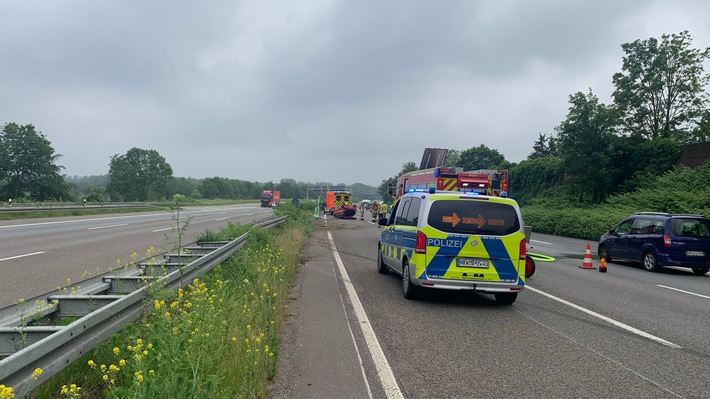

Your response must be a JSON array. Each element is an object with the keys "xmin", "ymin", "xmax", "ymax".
[{"xmin": 1, "ymin": 1, "xmax": 709, "ymax": 187}]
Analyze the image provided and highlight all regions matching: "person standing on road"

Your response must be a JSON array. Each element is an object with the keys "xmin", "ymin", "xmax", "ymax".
[
  {"xmin": 358, "ymin": 201, "xmax": 365, "ymax": 220},
  {"xmin": 378, "ymin": 201, "xmax": 387, "ymax": 221},
  {"xmin": 370, "ymin": 201, "xmax": 379, "ymax": 222}
]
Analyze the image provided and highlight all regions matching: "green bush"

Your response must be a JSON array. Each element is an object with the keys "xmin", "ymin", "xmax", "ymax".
[{"xmin": 521, "ymin": 163, "xmax": 710, "ymax": 240}]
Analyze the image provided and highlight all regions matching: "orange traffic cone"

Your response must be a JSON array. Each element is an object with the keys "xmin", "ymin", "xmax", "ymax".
[
  {"xmin": 599, "ymin": 258, "xmax": 607, "ymax": 273},
  {"xmin": 579, "ymin": 242, "xmax": 596, "ymax": 269}
]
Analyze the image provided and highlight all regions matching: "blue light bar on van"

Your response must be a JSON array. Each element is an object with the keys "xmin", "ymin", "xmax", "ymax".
[
  {"xmin": 463, "ymin": 191, "xmax": 481, "ymax": 195},
  {"xmin": 407, "ymin": 188, "xmax": 427, "ymax": 193}
]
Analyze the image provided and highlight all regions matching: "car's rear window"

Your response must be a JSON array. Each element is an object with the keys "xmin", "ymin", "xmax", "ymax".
[
  {"xmin": 427, "ymin": 199, "xmax": 520, "ymax": 236},
  {"xmin": 670, "ymin": 218, "xmax": 710, "ymax": 237}
]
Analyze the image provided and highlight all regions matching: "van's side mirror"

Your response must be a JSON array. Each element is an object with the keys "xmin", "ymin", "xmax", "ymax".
[{"xmin": 378, "ymin": 218, "xmax": 388, "ymax": 226}]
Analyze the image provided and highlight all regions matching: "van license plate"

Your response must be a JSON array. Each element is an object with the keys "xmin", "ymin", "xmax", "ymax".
[
  {"xmin": 457, "ymin": 258, "xmax": 489, "ymax": 268},
  {"xmin": 686, "ymin": 251, "xmax": 705, "ymax": 257}
]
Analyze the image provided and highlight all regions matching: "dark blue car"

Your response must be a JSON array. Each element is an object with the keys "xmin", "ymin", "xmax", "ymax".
[{"xmin": 598, "ymin": 212, "xmax": 710, "ymax": 275}]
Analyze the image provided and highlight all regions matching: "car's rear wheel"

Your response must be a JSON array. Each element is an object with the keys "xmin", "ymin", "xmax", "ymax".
[
  {"xmin": 642, "ymin": 252, "xmax": 659, "ymax": 272},
  {"xmin": 377, "ymin": 246, "xmax": 388, "ymax": 274},
  {"xmin": 402, "ymin": 261, "xmax": 420, "ymax": 300},
  {"xmin": 598, "ymin": 245, "xmax": 612, "ymax": 262},
  {"xmin": 691, "ymin": 266, "xmax": 709, "ymax": 275},
  {"xmin": 494, "ymin": 292, "xmax": 518, "ymax": 305}
]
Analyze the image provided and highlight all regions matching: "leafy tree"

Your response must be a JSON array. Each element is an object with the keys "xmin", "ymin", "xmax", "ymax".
[
  {"xmin": 693, "ymin": 109, "xmax": 710, "ymax": 142},
  {"xmin": 528, "ymin": 133, "xmax": 558, "ymax": 159},
  {"xmin": 199, "ymin": 177, "xmax": 234, "ymax": 199},
  {"xmin": 107, "ymin": 148, "xmax": 173, "ymax": 201},
  {"xmin": 556, "ymin": 90, "xmax": 617, "ymax": 203},
  {"xmin": 276, "ymin": 178, "xmax": 304, "ymax": 199},
  {"xmin": 443, "ymin": 149, "xmax": 460, "ymax": 167},
  {"xmin": 612, "ymin": 31, "xmax": 710, "ymax": 142},
  {"xmin": 508, "ymin": 156, "xmax": 564, "ymax": 205},
  {"xmin": 378, "ymin": 161, "xmax": 417, "ymax": 200},
  {"xmin": 457, "ymin": 144, "xmax": 505, "ymax": 170},
  {"xmin": 0, "ymin": 123, "xmax": 71, "ymax": 200},
  {"xmin": 608, "ymin": 136, "xmax": 682, "ymax": 193},
  {"xmin": 166, "ymin": 177, "xmax": 199, "ymax": 198}
]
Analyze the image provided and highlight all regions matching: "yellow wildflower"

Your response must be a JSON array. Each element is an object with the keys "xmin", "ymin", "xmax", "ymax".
[
  {"xmin": 31, "ymin": 368, "xmax": 43, "ymax": 380},
  {"xmin": 0, "ymin": 384, "xmax": 15, "ymax": 399}
]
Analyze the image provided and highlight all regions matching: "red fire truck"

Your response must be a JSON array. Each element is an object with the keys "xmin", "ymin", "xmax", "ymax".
[{"xmin": 391, "ymin": 167, "xmax": 509, "ymax": 199}]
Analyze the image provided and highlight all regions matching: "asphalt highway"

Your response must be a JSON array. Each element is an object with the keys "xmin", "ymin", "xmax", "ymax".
[
  {"xmin": 272, "ymin": 217, "xmax": 710, "ymax": 399},
  {"xmin": 0, "ymin": 204, "xmax": 273, "ymax": 308},
  {"xmin": 3, "ymin": 210, "xmax": 708, "ymax": 398}
]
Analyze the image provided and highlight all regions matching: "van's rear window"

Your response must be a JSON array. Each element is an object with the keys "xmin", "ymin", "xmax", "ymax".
[
  {"xmin": 427, "ymin": 200, "xmax": 520, "ymax": 236},
  {"xmin": 671, "ymin": 218, "xmax": 710, "ymax": 237}
]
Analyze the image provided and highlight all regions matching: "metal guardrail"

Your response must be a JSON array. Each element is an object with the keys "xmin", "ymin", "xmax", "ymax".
[{"xmin": 0, "ymin": 216, "xmax": 288, "ymax": 397}]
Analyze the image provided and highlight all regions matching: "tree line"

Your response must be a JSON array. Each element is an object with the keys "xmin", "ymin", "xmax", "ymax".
[
  {"xmin": 380, "ymin": 31, "xmax": 710, "ymax": 205},
  {"xmin": 0, "ymin": 127, "xmax": 373, "ymax": 203}
]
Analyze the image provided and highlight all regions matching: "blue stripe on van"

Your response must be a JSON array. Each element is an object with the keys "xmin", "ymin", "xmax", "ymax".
[{"xmin": 481, "ymin": 238, "xmax": 518, "ymax": 279}]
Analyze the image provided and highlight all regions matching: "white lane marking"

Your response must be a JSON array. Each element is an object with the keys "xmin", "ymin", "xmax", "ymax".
[
  {"xmin": 0, "ymin": 251, "xmax": 45, "ymax": 262},
  {"xmin": 530, "ymin": 239, "xmax": 552, "ymax": 245},
  {"xmin": 326, "ymin": 231, "xmax": 404, "ymax": 399},
  {"xmin": 658, "ymin": 285, "xmax": 710, "ymax": 300},
  {"xmin": 0, "ymin": 213, "xmax": 165, "ymax": 229},
  {"xmin": 88, "ymin": 224, "xmax": 128, "ymax": 230},
  {"xmin": 0, "ymin": 207, "xmax": 260, "ymax": 230},
  {"xmin": 216, "ymin": 217, "xmax": 230, "ymax": 221},
  {"xmin": 329, "ymin": 240, "xmax": 374, "ymax": 399},
  {"xmin": 526, "ymin": 286, "xmax": 681, "ymax": 349},
  {"xmin": 152, "ymin": 227, "xmax": 172, "ymax": 233}
]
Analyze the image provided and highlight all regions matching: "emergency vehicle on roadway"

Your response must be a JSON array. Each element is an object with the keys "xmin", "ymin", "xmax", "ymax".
[
  {"xmin": 377, "ymin": 188, "xmax": 527, "ymax": 304},
  {"xmin": 391, "ymin": 167, "xmax": 509, "ymax": 199}
]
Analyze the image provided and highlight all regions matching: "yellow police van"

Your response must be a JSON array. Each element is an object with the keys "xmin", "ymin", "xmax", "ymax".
[{"xmin": 377, "ymin": 188, "xmax": 527, "ymax": 304}]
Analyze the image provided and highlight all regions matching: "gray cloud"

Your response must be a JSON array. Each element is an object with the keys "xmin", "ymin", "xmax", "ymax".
[{"xmin": 1, "ymin": 0, "xmax": 709, "ymax": 187}]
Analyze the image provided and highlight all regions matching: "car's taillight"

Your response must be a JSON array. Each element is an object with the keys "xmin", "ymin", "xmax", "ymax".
[
  {"xmin": 416, "ymin": 231, "xmax": 427, "ymax": 254},
  {"xmin": 519, "ymin": 238, "xmax": 527, "ymax": 259},
  {"xmin": 663, "ymin": 234, "xmax": 672, "ymax": 247}
]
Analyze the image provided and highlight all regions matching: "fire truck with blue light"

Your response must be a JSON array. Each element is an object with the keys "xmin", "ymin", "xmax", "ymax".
[
  {"xmin": 390, "ymin": 167, "xmax": 509, "ymax": 199},
  {"xmin": 389, "ymin": 167, "xmax": 536, "ymax": 277}
]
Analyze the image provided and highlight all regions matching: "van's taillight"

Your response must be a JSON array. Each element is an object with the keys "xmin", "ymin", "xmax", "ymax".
[
  {"xmin": 416, "ymin": 231, "xmax": 427, "ymax": 254},
  {"xmin": 663, "ymin": 234, "xmax": 672, "ymax": 247},
  {"xmin": 519, "ymin": 238, "xmax": 527, "ymax": 259}
]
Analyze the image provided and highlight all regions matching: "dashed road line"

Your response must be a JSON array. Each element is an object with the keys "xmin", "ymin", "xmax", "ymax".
[
  {"xmin": 526, "ymin": 285, "xmax": 681, "ymax": 348},
  {"xmin": 0, "ymin": 251, "xmax": 45, "ymax": 262},
  {"xmin": 658, "ymin": 285, "xmax": 710, "ymax": 300}
]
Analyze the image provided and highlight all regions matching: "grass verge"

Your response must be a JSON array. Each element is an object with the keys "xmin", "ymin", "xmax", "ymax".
[{"xmin": 24, "ymin": 201, "xmax": 314, "ymax": 399}]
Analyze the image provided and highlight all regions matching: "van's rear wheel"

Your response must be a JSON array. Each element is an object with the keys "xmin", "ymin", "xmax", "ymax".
[
  {"xmin": 642, "ymin": 252, "xmax": 659, "ymax": 272},
  {"xmin": 402, "ymin": 261, "xmax": 420, "ymax": 300},
  {"xmin": 494, "ymin": 293, "xmax": 518, "ymax": 305},
  {"xmin": 377, "ymin": 247, "xmax": 388, "ymax": 274},
  {"xmin": 691, "ymin": 266, "xmax": 709, "ymax": 275}
]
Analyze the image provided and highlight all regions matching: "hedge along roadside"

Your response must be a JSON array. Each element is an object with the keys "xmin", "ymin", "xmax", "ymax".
[
  {"xmin": 26, "ymin": 201, "xmax": 315, "ymax": 399},
  {"xmin": 520, "ymin": 163, "xmax": 710, "ymax": 242}
]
